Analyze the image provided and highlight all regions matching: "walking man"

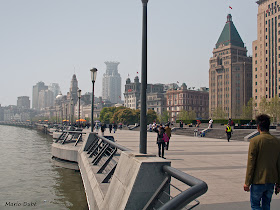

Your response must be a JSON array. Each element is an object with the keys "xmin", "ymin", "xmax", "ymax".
[
  {"xmin": 226, "ymin": 124, "xmax": 232, "ymax": 142},
  {"xmin": 244, "ymin": 114, "xmax": 280, "ymax": 209}
]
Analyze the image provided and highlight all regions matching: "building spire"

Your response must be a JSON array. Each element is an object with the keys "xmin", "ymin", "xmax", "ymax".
[
  {"xmin": 215, "ymin": 14, "xmax": 244, "ymax": 49},
  {"xmin": 227, "ymin": 14, "xmax": 232, "ymax": 22}
]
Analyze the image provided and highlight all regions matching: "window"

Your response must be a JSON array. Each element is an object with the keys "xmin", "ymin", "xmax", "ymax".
[
  {"xmin": 256, "ymin": 82, "xmax": 258, "ymax": 85},
  {"xmin": 255, "ymin": 68, "xmax": 258, "ymax": 71},
  {"xmin": 255, "ymin": 75, "xmax": 258, "ymax": 78},
  {"xmin": 255, "ymin": 89, "xmax": 257, "ymax": 93}
]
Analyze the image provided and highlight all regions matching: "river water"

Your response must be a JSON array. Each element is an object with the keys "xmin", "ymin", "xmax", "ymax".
[{"xmin": 0, "ymin": 125, "xmax": 88, "ymax": 210}]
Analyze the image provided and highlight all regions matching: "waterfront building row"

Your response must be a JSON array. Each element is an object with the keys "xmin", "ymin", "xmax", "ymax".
[{"xmin": 124, "ymin": 76, "xmax": 209, "ymax": 122}]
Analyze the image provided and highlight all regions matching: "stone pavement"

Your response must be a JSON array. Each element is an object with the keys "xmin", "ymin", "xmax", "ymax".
[{"xmin": 97, "ymin": 129, "xmax": 280, "ymax": 209}]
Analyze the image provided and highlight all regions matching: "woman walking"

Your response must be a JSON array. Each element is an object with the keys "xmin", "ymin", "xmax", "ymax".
[
  {"xmin": 154, "ymin": 124, "xmax": 166, "ymax": 158},
  {"xmin": 165, "ymin": 123, "xmax": 172, "ymax": 150}
]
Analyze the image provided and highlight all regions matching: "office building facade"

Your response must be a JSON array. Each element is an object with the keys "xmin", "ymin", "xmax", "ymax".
[
  {"xmin": 209, "ymin": 14, "xmax": 252, "ymax": 118},
  {"xmin": 253, "ymin": 0, "xmax": 280, "ymax": 112},
  {"xmin": 32, "ymin": 82, "xmax": 48, "ymax": 110},
  {"xmin": 17, "ymin": 96, "xmax": 30, "ymax": 109}
]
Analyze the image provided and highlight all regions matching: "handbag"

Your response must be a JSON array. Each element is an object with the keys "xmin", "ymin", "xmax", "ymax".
[{"xmin": 163, "ymin": 133, "xmax": 169, "ymax": 142}]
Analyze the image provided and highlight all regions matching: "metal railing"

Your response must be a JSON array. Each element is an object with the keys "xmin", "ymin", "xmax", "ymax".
[
  {"xmin": 144, "ymin": 166, "xmax": 208, "ymax": 210},
  {"xmin": 55, "ymin": 131, "xmax": 86, "ymax": 146},
  {"xmin": 84, "ymin": 133, "xmax": 208, "ymax": 209},
  {"xmin": 84, "ymin": 133, "xmax": 131, "ymax": 183}
]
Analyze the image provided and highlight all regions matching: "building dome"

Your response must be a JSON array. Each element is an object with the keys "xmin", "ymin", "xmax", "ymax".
[
  {"xmin": 56, "ymin": 92, "xmax": 63, "ymax": 100},
  {"xmin": 126, "ymin": 78, "xmax": 131, "ymax": 84}
]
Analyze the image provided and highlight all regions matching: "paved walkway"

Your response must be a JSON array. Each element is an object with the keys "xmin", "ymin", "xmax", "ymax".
[{"xmin": 96, "ymin": 129, "xmax": 280, "ymax": 209}]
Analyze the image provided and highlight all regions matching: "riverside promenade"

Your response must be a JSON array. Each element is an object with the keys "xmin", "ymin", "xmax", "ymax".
[{"xmin": 95, "ymin": 129, "xmax": 280, "ymax": 210}]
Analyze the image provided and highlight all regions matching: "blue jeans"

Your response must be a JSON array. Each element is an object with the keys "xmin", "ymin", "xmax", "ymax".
[{"xmin": 250, "ymin": 183, "xmax": 274, "ymax": 210}]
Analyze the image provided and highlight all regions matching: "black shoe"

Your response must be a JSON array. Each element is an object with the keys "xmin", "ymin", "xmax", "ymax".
[{"xmin": 162, "ymin": 157, "xmax": 166, "ymax": 159}]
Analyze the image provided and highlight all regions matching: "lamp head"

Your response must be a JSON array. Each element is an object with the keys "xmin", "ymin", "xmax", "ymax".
[
  {"xmin": 90, "ymin": 68, "xmax": 98, "ymax": 82},
  {"xmin": 77, "ymin": 89, "xmax": 82, "ymax": 98}
]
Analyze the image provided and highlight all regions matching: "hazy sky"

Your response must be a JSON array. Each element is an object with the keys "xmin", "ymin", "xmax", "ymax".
[{"xmin": 0, "ymin": 0, "xmax": 258, "ymax": 106}]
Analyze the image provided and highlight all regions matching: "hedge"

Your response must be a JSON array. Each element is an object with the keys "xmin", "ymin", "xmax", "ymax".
[{"xmin": 176, "ymin": 119, "xmax": 256, "ymax": 125}]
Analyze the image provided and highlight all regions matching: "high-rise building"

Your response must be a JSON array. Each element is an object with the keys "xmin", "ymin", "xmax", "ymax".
[
  {"xmin": 48, "ymin": 83, "xmax": 60, "ymax": 98},
  {"xmin": 32, "ymin": 82, "xmax": 48, "ymax": 110},
  {"xmin": 17, "ymin": 96, "xmax": 30, "ymax": 109},
  {"xmin": 253, "ymin": 0, "xmax": 280, "ymax": 111},
  {"xmin": 209, "ymin": 14, "xmax": 252, "ymax": 118},
  {"xmin": 38, "ymin": 90, "xmax": 54, "ymax": 110},
  {"xmin": 102, "ymin": 61, "xmax": 122, "ymax": 103}
]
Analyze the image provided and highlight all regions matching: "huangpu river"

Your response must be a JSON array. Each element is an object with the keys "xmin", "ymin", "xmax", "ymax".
[{"xmin": 0, "ymin": 125, "xmax": 88, "ymax": 209}]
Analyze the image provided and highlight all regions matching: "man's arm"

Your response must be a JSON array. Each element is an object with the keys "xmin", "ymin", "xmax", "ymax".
[{"xmin": 244, "ymin": 140, "xmax": 258, "ymax": 190}]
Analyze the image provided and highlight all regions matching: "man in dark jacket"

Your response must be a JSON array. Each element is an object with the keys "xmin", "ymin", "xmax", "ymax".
[{"xmin": 244, "ymin": 114, "xmax": 280, "ymax": 209}]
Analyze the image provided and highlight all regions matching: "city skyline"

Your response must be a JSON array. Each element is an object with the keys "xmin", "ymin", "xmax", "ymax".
[{"xmin": 0, "ymin": 0, "xmax": 257, "ymax": 106}]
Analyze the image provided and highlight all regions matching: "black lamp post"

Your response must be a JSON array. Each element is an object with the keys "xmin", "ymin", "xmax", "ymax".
[
  {"xmin": 70, "ymin": 99, "xmax": 73, "ymax": 125},
  {"xmin": 140, "ymin": 0, "xmax": 149, "ymax": 154},
  {"xmin": 65, "ymin": 104, "xmax": 68, "ymax": 125},
  {"xmin": 77, "ymin": 89, "xmax": 81, "ymax": 127},
  {"xmin": 90, "ymin": 68, "xmax": 98, "ymax": 132}
]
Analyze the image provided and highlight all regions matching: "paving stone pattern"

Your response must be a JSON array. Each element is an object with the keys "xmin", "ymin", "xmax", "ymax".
[{"xmin": 96, "ymin": 128, "xmax": 280, "ymax": 210}]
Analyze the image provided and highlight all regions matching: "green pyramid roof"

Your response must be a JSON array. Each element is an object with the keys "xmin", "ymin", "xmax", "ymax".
[{"xmin": 216, "ymin": 14, "xmax": 244, "ymax": 49}]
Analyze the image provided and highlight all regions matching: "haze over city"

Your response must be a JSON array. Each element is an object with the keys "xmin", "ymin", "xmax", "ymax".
[{"xmin": 0, "ymin": 0, "xmax": 257, "ymax": 106}]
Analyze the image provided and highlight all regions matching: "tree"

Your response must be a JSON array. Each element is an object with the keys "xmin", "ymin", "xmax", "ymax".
[
  {"xmin": 212, "ymin": 107, "xmax": 227, "ymax": 119},
  {"xmin": 99, "ymin": 106, "xmax": 126, "ymax": 123},
  {"xmin": 147, "ymin": 109, "xmax": 158, "ymax": 124},
  {"xmin": 112, "ymin": 108, "xmax": 135, "ymax": 125},
  {"xmin": 241, "ymin": 98, "xmax": 253, "ymax": 119},
  {"xmin": 134, "ymin": 109, "xmax": 140, "ymax": 124},
  {"xmin": 188, "ymin": 110, "xmax": 196, "ymax": 120},
  {"xmin": 177, "ymin": 110, "xmax": 188, "ymax": 121},
  {"xmin": 259, "ymin": 96, "xmax": 268, "ymax": 114},
  {"xmin": 177, "ymin": 110, "xmax": 197, "ymax": 121},
  {"xmin": 159, "ymin": 111, "xmax": 170, "ymax": 123},
  {"xmin": 267, "ymin": 96, "xmax": 280, "ymax": 123}
]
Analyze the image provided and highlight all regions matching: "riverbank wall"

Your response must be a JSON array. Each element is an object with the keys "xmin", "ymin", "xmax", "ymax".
[{"xmin": 52, "ymin": 132, "xmax": 170, "ymax": 209}]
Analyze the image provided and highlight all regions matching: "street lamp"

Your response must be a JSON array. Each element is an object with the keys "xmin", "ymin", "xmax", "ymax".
[
  {"xmin": 65, "ymin": 104, "xmax": 68, "ymax": 125},
  {"xmin": 70, "ymin": 99, "xmax": 74, "ymax": 125},
  {"xmin": 90, "ymin": 68, "xmax": 98, "ymax": 132},
  {"xmin": 140, "ymin": 0, "xmax": 149, "ymax": 154},
  {"xmin": 77, "ymin": 89, "xmax": 82, "ymax": 127}
]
